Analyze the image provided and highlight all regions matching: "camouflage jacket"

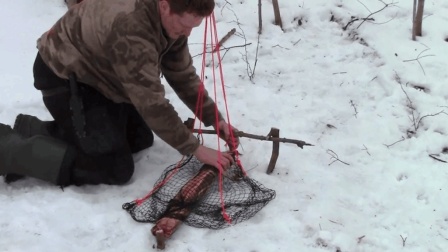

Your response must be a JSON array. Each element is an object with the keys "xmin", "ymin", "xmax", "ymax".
[{"xmin": 37, "ymin": 0, "xmax": 223, "ymax": 155}]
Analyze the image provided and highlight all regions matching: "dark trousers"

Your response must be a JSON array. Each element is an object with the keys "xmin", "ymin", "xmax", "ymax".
[{"xmin": 33, "ymin": 53, "xmax": 153, "ymax": 185}]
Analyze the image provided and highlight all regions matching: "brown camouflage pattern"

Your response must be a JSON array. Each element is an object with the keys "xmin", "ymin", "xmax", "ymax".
[{"xmin": 38, "ymin": 0, "xmax": 223, "ymax": 155}]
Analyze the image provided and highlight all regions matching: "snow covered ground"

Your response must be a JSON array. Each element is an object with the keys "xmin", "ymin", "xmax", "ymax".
[{"xmin": 1, "ymin": 0, "xmax": 448, "ymax": 251}]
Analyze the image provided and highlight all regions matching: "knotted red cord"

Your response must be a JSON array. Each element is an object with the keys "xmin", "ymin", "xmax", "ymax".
[{"xmin": 192, "ymin": 12, "xmax": 246, "ymax": 224}]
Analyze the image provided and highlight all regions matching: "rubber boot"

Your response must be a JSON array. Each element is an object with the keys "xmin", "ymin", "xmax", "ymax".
[
  {"xmin": 0, "ymin": 123, "xmax": 75, "ymax": 185},
  {"xmin": 4, "ymin": 114, "xmax": 60, "ymax": 183},
  {"xmin": 13, "ymin": 113, "xmax": 57, "ymax": 138}
]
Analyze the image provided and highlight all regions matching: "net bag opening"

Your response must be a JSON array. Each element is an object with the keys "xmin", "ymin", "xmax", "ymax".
[{"xmin": 123, "ymin": 156, "xmax": 276, "ymax": 230}]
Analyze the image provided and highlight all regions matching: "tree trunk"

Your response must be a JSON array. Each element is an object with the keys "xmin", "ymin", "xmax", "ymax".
[
  {"xmin": 258, "ymin": 0, "xmax": 262, "ymax": 34},
  {"xmin": 272, "ymin": 0, "xmax": 283, "ymax": 30},
  {"xmin": 412, "ymin": 0, "xmax": 425, "ymax": 40}
]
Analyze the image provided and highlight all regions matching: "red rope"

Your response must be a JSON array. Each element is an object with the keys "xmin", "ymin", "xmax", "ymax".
[
  {"xmin": 133, "ymin": 17, "xmax": 212, "ymax": 205},
  {"xmin": 207, "ymin": 14, "xmax": 231, "ymax": 223},
  {"xmin": 200, "ymin": 12, "xmax": 248, "ymax": 224},
  {"xmin": 134, "ymin": 13, "xmax": 245, "ymax": 226},
  {"xmin": 210, "ymin": 14, "xmax": 244, "ymax": 175}
]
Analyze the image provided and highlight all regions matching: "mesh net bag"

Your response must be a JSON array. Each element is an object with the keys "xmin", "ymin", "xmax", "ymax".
[{"xmin": 123, "ymin": 156, "xmax": 276, "ymax": 230}]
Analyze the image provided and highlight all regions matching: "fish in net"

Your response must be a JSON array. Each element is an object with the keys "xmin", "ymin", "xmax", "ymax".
[{"xmin": 122, "ymin": 156, "xmax": 275, "ymax": 247}]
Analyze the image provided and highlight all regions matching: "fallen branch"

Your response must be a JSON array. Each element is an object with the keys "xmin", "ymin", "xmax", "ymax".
[{"xmin": 191, "ymin": 128, "xmax": 313, "ymax": 148}]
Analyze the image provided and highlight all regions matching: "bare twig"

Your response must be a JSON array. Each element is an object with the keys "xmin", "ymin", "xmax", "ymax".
[
  {"xmin": 383, "ymin": 136, "xmax": 405, "ymax": 148},
  {"xmin": 219, "ymin": 43, "xmax": 253, "ymax": 67},
  {"xmin": 343, "ymin": 17, "xmax": 374, "ymax": 30},
  {"xmin": 191, "ymin": 43, "xmax": 252, "ymax": 58},
  {"xmin": 357, "ymin": 0, "xmax": 371, "ymax": 12},
  {"xmin": 344, "ymin": 1, "xmax": 398, "ymax": 30},
  {"xmin": 403, "ymin": 48, "xmax": 435, "ymax": 75},
  {"xmin": 416, "ymin": 110, "xmax": 448, "ymax": 129},
  {"xmin": 350, "ymin": 100, "xmax": 358, "ymax": 118},
  {"xmin": 399, "ymin": 84, "xmax": 418, "ymax": 133},
  {"xmin": 250, "ymin": 34, "xmax": 261, "ymax": 81},
  {"xmin": 362, "ymin": 144, "xmax": 371, "ymax": 156},
  {"xmin": 399, "ymin": 84, "xmax": 448, "ymax": 133},
  {"xmin": 272, "ymin": 44, "xmax": 290, "ymax": 50},
  {"xmin": 220, "ymin": 0, "xmax": 231, "ymax": 15},
  {"xmin": 400, "ymin": 235, "xmax": 407, "ymax": 247},
  {"xmin": 429, "ymin": 154, "xmax": 447, "ymax": 163},
  {"xmin": 226, "ymin": 5, "xmax": 259, "ymax": 81},
  {"xmin": 357, "ymin": 235, "xmax": 366, "ymax": 244},
  {"xmin": 326, "ymin": 149, "xmax": 350, "ymax": 166},
  {"xmin": 357, "ymin": 1, "xmax": 398, "ymax": 29},
  {"xmin": 328, "ymin": 219, "xmax": 344, "ymax": 226},
  {"xmin": 400, "ymin": 83, "xmax": 415, "ymax": 109}
]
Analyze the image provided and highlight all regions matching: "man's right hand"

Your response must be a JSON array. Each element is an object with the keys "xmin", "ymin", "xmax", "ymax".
[{"xmin": 193, "ymin": 145, "xmax": 234, "ymax": 172}]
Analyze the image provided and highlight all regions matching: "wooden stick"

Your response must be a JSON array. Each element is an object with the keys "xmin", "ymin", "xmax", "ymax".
[
  {"xmin": 266, "ymin": 128, "xmax": 280, "ymax": 174},
  {"xmin": 190, "ymin": 128, "xmax": 313, "ymax": 148},
  {"xmin": 184, "ymin": 118, "xmax": 313, "ymax": 148},
  {"xmin": 213, "ymin": 28, "xmax": 236, "ymax": 52},
  {"xmin": 155, "ymin": 230, "xmax": 166, "ymax": 250}
]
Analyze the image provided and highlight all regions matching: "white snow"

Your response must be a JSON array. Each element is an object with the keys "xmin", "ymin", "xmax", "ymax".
[{"xmin": 1, "ymin": 0, "xmax": 448, "ymax": 251}]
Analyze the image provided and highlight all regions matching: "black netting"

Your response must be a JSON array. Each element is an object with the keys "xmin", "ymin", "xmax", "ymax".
[{"xmin": 123, "ymin": 156, "xmax": 275, "ymax": 229}]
